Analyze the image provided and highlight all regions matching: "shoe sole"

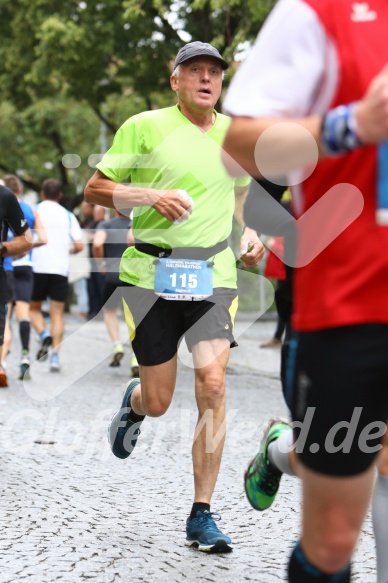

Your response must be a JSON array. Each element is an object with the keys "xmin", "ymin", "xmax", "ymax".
[
  {"xmin": 109, "ymin": 351, "xmax": 124, "ymax": 367},
  {"xmin": 36, "ymin": 336, "xmax": 52, "ymax": 361},
  {"xmin": 19, "ymin": 364, "xmax": 31, "ymax": 380},
  {"xmin": 108, "ymin": 378, "xmax": 141, "ymax": 459},
  {"xmin": 244, "ymin": 417, "xmax": 290, "ymax": 511},
  {"xmin": 130, "ymin": 365, "xmax": 139, "ymax": 377},
  {"xmin": 186, "ymin": 540, "xmax": 233, "ymax": 554}
]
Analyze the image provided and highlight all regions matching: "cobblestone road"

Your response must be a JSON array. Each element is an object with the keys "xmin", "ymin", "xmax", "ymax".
[{"xmin": 0, "ymin": 313, "xmax": 376, "ymax": 582}]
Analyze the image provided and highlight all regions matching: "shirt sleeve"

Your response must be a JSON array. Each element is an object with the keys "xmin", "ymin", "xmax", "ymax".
[
  {"xmin": 2, "ymin": 188, "xmax": 29, "ymax": 237},
  {"xmin": 96, "ymin": 120, "xmax": 142, "ymax": 184},
  {"xmin": 223, "ymin": 0, "xmax": 329, "ymax": 118},
  {"xmin": 235, "ymin": 175, "xmax": 251, "ymax": 188},
  {"xmin": 69, "ymin": 213, "xmax": 83, "ymax": 242},
  {"xmin": 95, "ymin": 219, "xmax": 108, "ymax": 233}
]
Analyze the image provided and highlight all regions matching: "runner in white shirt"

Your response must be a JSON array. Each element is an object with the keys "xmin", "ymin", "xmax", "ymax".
[{"xmin": 31, "ymin": 179, "xmax": 83, "ymax": 372}]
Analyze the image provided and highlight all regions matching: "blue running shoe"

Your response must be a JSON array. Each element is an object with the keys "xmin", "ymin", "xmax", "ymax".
[
  {"xmin": 108, "ymin": 379, "xmax": 143, "ymax": 460},
  {"xmin": 49, "ymin": 353, "xmax": 60, "ymax": 372},
  {"xmin": 186, "ymin": 511, "xmax": 232, "ymax": 553}
]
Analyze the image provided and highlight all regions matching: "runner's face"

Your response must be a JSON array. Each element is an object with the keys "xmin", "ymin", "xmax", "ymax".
[{"xmin": 171, "ymin": 57, "xmax": 223, "ymax": 112}]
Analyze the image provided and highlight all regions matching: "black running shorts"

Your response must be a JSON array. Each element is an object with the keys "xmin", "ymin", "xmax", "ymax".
[
  {"xmin": 5, "ymin": 271, "xmax": 15, "ymax": 303},
  {"xmin": 0, "ymin": 303, "xmax": 6, "ymax": 345},
  {"xmin": 102, "ymin": 281, "xmax": 123, "ymax": 311},
  {"xmin": 286, "ymin": 324, "xmax": 388, "ymax": 476},
  {"xmin": 31, "ymin": 273, "xmax": 69, "ymax": 303},
  {"xmin": 122, "ymin": 285, "xmax": 238, "ymax": 366},
  {"xmin": 14, "ymin": 265, "xmax": 34, "ymax": 303}
]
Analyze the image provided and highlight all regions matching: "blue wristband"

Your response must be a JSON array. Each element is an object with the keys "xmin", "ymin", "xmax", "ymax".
[{"xmin": 321, "ymin": 103, "xmax": 362, "ymax": 155}]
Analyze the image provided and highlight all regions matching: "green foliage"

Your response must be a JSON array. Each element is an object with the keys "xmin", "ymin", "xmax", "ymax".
[
  {"xmin": 0, "ymin": 0, "xmax": 277, "ymax": 199},
  {"xmin": 0, "ymin": 97, "xmax": 100, "ymax": 203}
]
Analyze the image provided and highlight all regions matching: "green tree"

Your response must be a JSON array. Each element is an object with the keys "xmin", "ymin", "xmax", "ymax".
[{"xmin": 0, "ymin": 0, "xmax": 276, "ymax": 200}]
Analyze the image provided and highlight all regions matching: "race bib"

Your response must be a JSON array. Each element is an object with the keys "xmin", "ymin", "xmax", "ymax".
[{"xmin": 154, "ymin": 258, "xmax": 213, "ymax": 301}]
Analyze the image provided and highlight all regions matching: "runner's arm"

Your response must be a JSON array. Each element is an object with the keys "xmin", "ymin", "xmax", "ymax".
[
  {"xmin": 234, "ymin": 184, "xmax": 264, "ymax": 266},
  {"xmin": 32, "ymin": 209, "xmax": 48, "ymax": 247},
  {"xmin": 70, "ymin": 239, "xmax": 83, "ymax": 254},
  {"xmin": 223, "ymin": 115, "xmax": 324, "ymax": 178},
  {"xmin": 92, "ymin": 229, "xmax": 107, "ymax": 265},
  {"xmin": 223, "ymin": 62, "xmax": 388, "ymax": 179},
  {"xmin": 84, "ymin": 170, "xmax": 192, "ymax": 223},
  {"xmin": 1, "ymin": 229, "xmax": 33, "ymax": 257},
  {"xmin": 2, "ymin": 191, "xmax": 33, "ymax": 256},
  {"xmin": 127, "ymin": 227, "xmax": 135, "ymax": 246},
  {"xmin": 234, "ymin": 185, "xmax": 249, "ymax": 227}
]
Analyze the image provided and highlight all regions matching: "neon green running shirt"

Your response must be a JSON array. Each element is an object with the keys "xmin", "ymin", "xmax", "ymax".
[{"xmin": 97, "ymin": 105, "xmax": 250, "ymax": 289}]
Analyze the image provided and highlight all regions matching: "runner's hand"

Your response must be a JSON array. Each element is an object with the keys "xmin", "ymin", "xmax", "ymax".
[
  {"xmin": 356, "ymin": 63, "xmax": 388, "ymax": 143},
  {"xmin": 239, "ymin": 228, "xmax": 265, "ymax": 267},
  {"xmin": 152, "ymin": 189, "xmax": 194, "ymax": 223}
]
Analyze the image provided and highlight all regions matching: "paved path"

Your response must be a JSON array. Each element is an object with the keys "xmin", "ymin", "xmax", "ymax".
[{"xmin": 0, "ymin": 311, "xmax": 376, "ymax": 582}]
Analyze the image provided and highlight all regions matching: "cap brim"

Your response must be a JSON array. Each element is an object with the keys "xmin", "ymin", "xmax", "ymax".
[{"xmin": 175, "ymin": 51, "xmax": 229, "ymax": 70}]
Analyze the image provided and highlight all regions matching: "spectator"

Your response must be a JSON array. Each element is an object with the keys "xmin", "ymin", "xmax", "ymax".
[
  {"xmin": 260, "ymin": 193, "xmax": 293, "ymax": 349},
  {"xmin": 260, "ymin": 236, "xmax": 286, "ymax": 347}
]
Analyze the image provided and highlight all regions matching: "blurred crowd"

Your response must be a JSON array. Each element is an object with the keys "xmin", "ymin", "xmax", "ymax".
[{"xmin": 0, "ymin": 175, "xmax": 137, "ymax": 388}]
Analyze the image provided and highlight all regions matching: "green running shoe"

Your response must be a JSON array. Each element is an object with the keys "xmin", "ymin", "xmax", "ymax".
[
  {"xmin": 130, "ymin": 355, "xmax": 139, "ymax": 377},
  {"xmin": 244, "ymin": 418, "xmax": 291, "ymax": 511},
  {"xmin": 109, "ymin": 344, "xmax": 124, "ymax": 367}
]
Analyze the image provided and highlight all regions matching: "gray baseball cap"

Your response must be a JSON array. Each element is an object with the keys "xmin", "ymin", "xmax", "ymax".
[{"xmin": 173, "ymin": 41, "xmax": 229, "ymax": 71}]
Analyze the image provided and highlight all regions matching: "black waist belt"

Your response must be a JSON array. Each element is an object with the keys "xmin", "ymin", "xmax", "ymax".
[{"xmin": 134, "ymin": 238, "xmax": 229, "ymax": 260}]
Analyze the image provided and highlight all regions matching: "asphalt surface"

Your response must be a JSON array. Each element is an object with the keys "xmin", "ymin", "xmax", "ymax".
[{"xmin": 0, "ymin": 309, "xmax": 376, "ymax": 582}]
